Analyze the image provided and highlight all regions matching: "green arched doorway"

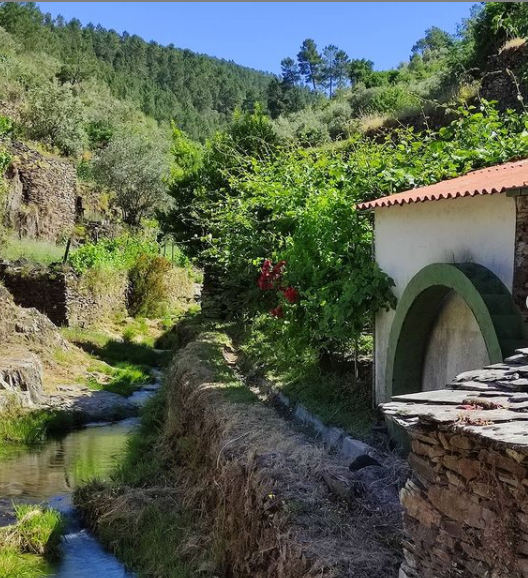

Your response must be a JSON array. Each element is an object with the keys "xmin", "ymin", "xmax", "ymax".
[{"xmin": 385, "ymin": 263, "xmax": 528, "ymax": 398}]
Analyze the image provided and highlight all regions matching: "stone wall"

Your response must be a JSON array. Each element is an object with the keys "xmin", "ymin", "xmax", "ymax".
[
  {"xmin": 4, "ymin": 141, "xmax": 78, "ymax": 241},
  {"xmin": 65, "ymin": 270, "xmax": 128, "ymax": 328},
  {"xmin": 0, "ymin": 261, "xmax": 68, "ymax": 326},
  {"xmin": 0, "ymin": 260, "xmax": 197, "ymax": 328},
  {"xmin": 382, "ymin": 349, "xmax": 528, "ymax": 578},
  {"xmin": 480, "ymin": 42, "xmax": 528, "ymax": 112},
  {"xmin": 398, "ymin": 426, "xmax": 528, "ymax": 577},
  {"xmin": 0, "ymin": 261, "xmax": 127, "ymax": 328},
  {"xmin": 513, "ymin": 195, "xmax": 528, "ymax": 323}
]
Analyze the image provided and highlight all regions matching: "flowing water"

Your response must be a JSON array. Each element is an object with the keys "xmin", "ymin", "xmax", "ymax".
[{"xmin": 0, "ymin": 418, "xmax": 139, "ymax": 577}]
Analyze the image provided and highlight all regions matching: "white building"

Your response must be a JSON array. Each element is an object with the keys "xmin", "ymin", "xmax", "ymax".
[{"xmin": 357, "ymin": 159, "xmax": 528, "ymax": 404}]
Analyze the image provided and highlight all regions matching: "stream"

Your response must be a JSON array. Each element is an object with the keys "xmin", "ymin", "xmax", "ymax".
[{"xmin": 0, "ymin": 384, "xmax": 161, "ymax": 577}]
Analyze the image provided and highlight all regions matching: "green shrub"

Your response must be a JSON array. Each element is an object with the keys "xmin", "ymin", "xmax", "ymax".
[
  {"xmin": 0, "ymin": 115, "xmax": 13, "ymax": 137},
  {"xmin": 21, "ymin": 83, "xmax": 86, "ymax": 156},
  {"xmin": 349, "ymin": 84, "xmax": 422, "ymax": 117},
  {"xmin": 68, "ymin": 235, "xmax": 158, "ymax": 274},
  {"xmin": 128, "ymin": 254, "xmax": 172, "ymax": 318}
]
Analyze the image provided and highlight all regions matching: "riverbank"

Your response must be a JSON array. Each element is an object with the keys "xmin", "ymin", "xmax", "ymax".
[
  {"xmin": 0, "ymin": 314, "xmax": 177, "ymax": 447},
  {"xmin": 0, "ymin": 416, "xmax": 140, "ymax": 578},
  {"xmin": 75, "ymin": 327, "xmax": 403, "ymax": 578},
  {"xmin": 0, "ymin": 314, "xmax": 176, "ymax": 578},
  {"xmin": 0, "ymin": 504, "xmax": 64, "ymax": 578}
]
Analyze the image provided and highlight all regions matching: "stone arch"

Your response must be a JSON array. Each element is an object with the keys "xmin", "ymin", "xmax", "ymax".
[{"xmin": 385, "ymin": 263, "xmax": 528, "ymax": 398}]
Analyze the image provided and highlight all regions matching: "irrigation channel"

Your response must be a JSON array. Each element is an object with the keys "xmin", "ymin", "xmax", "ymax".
[{"xmin": 0, "ymin": 373, "xmax": 163, "ymax": 577}]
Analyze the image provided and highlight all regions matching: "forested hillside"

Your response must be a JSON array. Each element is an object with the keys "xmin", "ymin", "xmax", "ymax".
[
  {"xmin": 266, "ymin": 3, "xmax": 528, "ymax": 144},
  {"xmin": 1, "ymin": 1, "xmax": 528, "ymax": 391},
  {"xmin": 0, "ymin": 2, "xmax": 272, "ymax": 140}
]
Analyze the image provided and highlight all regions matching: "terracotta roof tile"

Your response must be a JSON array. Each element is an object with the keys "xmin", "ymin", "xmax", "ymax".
[{"xmin": 356, "ymin": 158, "xmax": 528, "ymax": 210}]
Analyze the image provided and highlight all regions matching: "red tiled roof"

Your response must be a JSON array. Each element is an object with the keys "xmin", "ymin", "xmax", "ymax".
[{"xmin": 356, "ymin": 158, "xmax": 528, "ymax": 210}]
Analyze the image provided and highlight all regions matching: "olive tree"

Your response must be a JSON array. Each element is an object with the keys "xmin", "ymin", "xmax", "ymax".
[
  {"xmin": 22, "ymin": 82, "xmax": 86, "ymax": 156},
  {"xmin": 92, "ymin": 132, "xmax": 169, "ymax": 226}
]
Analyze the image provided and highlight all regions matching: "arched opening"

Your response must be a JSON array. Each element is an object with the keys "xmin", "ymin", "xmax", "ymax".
[
  {"xmin": 421, "ymin": 291, "xmax": 490, "ymax": 391},
  {"xmin": 385, "ymin": 263, "xmax": 528, "ymax": 398}
]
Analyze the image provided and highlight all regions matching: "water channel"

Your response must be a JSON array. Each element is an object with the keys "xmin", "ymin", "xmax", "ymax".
[{"xmin": 0, "ymin": 416, "xmax": 139, "ymax": 577}]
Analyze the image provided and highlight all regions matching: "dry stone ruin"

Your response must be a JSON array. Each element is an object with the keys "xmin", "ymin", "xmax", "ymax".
[{"xmin": 4, "ymin": 140, "xmax": 78, "ymax": 241}]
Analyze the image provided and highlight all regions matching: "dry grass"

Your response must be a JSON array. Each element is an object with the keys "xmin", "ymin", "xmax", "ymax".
[
  {"xmin": 500, "ymin": 37, "xmax": 527, "ymax": 53},
  {"xmin": 358, "ymin": 112, "xmax": 390, "ymax": 133},
  {"xmin": 162, "ymin": 332, "xmax": 402, "ymax": 577},
  {"xmin": 76, "ymin": 330, "xmax": 402, "ymax": 577}
]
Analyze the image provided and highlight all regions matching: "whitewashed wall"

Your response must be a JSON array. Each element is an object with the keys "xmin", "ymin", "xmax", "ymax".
[{"xmin": 374, "ymin": 193, "xmax": 516, "ymax": 403}]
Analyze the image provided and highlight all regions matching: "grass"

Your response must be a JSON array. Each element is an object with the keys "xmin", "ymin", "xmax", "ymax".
[
  {"xmin": 62, "ymin": 325, "xmax": 170, "ymax": 368},
  {"xmin": 74, "ymin": 391, "xmax": 204, "ymax": 578},
  {"xmin": 6, "ymin": 505, "xmax": 65, "ymax": 559},
  {"xmin": 85, "ymin": 362, "xmax": 151, "ymax": 397},
  {"xmin": 0, "ymin": 237, "xmax": 65, "ymax": 266},
  {"xmin": 0, "ymin": 504, "xmax": 65, "ymax": 578},
  {"xmin": 0, "ymin": 548, "xmax": 51, "ymax": 578},
  {"xmin": 61, "ymin": 321, "xmax": 170, "ymax": 397},
  {"xmin": 111, "ymin": 391, "xmax": 167, "ymax": 486},
  {"xmin": 236, "ymin": 316, "xmax": 376, "ymax": 440},
  {"xmin": 0, "ymin": 399, "xmax": 75, "ymax": 446}
]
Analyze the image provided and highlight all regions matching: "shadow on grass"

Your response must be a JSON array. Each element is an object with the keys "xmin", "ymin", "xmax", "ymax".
[{"xmin": 74, "ymin": 338, "xmax": 170, "ymax": 368}]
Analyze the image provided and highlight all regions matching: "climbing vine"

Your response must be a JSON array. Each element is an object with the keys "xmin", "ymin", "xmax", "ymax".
[{"xmin": 174, "ymin": 101, "xmax": 528, "ymax": 353}]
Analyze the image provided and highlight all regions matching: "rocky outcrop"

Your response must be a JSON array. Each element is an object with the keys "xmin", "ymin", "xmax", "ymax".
[
  {"xmin": 43, "ymin": 385, "xmax": 137, "ymax": 423},
  {"xmin": 4, "ymin": 140, "xmax": 77, "ymax": 241},
  {"xmin": 382, "ymin": 349, "xmax": 528, "ymax": 578},
  {"xmin": 0, "ymin": 351, "xmax": 43, "ymax": 408}
]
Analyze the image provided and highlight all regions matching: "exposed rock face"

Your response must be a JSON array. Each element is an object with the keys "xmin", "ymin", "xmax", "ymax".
[
  {"xmin": 43, "ymin": 385, "xmax": 137, "ymax": 423},
  {"xmin": 0, "ymin": 351, "xmax": 43, "ymax": 408},
  {"xmin": 382, "ymin": 349, "xmax": 528, "ymax": 578},
  {"xmin": 4, "ymin": 140, "xmax": 78, "ymax": 241}
]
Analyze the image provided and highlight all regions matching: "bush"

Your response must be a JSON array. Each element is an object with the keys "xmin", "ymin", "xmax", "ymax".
[
  {"xmin": 349, "ymin": 84, "xmax": 422, "ymax": 117},
  {"xmin": 193, "ymin": 102, "xmax": 528, "ymax": 355},
  {"xmin": 21, "ymin": 83, "xmax": 86, "ymax": 156},
  {"xmin": 128, "ymin": 254, "xmax": 172, "ymax": 318},
  {"xmin": 91, "ymin": 132, "xmax": 169, "ymax": 226},
  {"xmin": 68, "ymin": 235, "xmax": 158, "ymax": 274},
  {"xmin": 0, "ymin": 115, "xmax": 13, "ymax": 137}
]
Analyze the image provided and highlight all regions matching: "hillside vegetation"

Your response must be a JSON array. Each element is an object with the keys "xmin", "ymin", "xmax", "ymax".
[
  {"xmin": 0, "ymin": 2, "xmax": 271, "ymax": 142},
  {"xmin": 0, "ymin": 1, "xmax": 527, "ymax": 421}
]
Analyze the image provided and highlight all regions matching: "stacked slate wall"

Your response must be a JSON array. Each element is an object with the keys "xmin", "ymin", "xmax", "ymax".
[
  {"xmin": 4, "ymin": 141, "xmax": 78, "ymax": 241},
  {"xmin": 0, "ymin": 262, "xmax": 127, "ymax": 327},
  {"xmin": 399, "ymin": 423, "xmax": 528, "ymax": 578}
]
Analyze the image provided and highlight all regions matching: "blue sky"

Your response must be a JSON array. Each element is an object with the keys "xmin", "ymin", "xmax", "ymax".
[{"xmin": 37, "ymin": 2, "xmax": 476, "ymax": 73}]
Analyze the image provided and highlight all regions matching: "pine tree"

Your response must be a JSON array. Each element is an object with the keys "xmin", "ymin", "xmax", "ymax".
[{"xmin": 297, "ymin": 39, "xmax": 323, "ymax": 91}]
